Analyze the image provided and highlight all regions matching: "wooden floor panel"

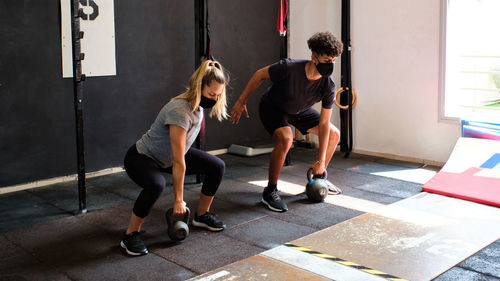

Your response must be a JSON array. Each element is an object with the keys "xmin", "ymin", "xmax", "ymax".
[
  {"xmin": 187, "ymin": 254, "xmax": 331, "ymax": 281},
  {"xmin": 291, "ymin": 192, "xmax": 500, "ymax": 281}
]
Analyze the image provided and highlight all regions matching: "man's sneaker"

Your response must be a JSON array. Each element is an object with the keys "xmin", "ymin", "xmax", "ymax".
[
  {"xmin": 120, "ymin": 231, "xmax": 148, "ymax": 256},
  {"xmin": 192, "ymin": 212, "xmax": 226, "ymax": 231},
  {"xmin": 262, "ymin": 188, "xmax": 288, "ymax": 212}
]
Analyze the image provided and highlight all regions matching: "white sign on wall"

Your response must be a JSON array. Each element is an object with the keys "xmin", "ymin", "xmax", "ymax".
[{"xmin": 61, "ymin": 0, "xmax": 116, "ymax": 78}]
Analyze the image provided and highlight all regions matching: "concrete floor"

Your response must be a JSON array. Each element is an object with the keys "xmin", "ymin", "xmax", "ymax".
[{"xmin": 0, "ymin": 147, "xmax": 499, "ymax": 281}]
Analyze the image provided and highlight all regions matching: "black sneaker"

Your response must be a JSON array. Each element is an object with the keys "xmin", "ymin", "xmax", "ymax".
[
  {"xmin": 262, "ymin": 188, "xmax": 288, "ymax": 212},
  {"xmin": 120, "ymin": 231, "xmax": 148, "ymax": 256},
  {"xmin": 192, "ymin": 212, "xmax": 226, "ymax": 231}
]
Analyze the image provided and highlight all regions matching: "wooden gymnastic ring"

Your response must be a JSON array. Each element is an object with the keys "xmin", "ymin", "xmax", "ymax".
[{"xmin": 335, "ymin": 87, "xmax": 357, "ymax": 110}]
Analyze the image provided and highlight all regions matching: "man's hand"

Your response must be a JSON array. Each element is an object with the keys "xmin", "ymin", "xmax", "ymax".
[
  {"xmin": 309, "ymin": 160, "xmax": 326, "ymax": 176},
  {"xmin": 230, "ymin": 100, "xmax": 249, "ymax": 124}
]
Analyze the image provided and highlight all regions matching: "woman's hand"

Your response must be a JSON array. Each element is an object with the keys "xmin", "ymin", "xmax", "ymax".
[
  {"xmin": 230, "ymin": 100, "xmax": 249, "ymax": 124},
  {"xmin": 173, "ymin": 200, "xmax": 186, "ymax": 216}
]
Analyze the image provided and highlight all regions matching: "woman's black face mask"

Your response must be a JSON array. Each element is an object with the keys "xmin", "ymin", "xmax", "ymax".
[{"xmin": 200, "ymin": 95, "xmax": 217, "ymax": 109}]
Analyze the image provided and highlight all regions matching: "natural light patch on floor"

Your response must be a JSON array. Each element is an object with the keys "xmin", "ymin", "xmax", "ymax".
[
  {"xmin": 248, "ymin": 179, "xmax": 387, "ymax": 213},
  {"xmin": 324, "ymin": 194, "xmax": 386, "ymax": 213},
  {"xmin": 348, "ymin": 162, "xmax": 438, "ymax": 184},
  {"xmin": 372, "ymin": 201, "xmax": 455, "ymax": 228},
  {"xmin": 370, "ymin": 168, "xmax": 437, "ymax": 184},
  {"xmin": 248, "ymin": 180, "xmax": 305, "ymax": 195}
]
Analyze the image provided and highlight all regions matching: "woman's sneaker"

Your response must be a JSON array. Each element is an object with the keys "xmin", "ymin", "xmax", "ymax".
[
  {"xmin": 192, "ymin": 212, "xmax": 226, "ymax": 231},
  {"xmin": 120, "ymin": 231, "xmax": 148, "ymax": 256}
]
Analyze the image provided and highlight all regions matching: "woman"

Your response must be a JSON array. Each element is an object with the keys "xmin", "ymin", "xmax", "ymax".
[{"xmin": 121, "ymin": 60, "xmax": 229, "ymax": 256}]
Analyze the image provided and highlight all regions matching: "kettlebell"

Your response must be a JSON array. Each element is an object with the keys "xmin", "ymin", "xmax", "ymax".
[
  {"xmin": 165, "ymin": 206, "xmax": 190, "ymax": 241},
  {"xmin": 306, "ymin": 168, "xmax": 329, "ymax": 202}
]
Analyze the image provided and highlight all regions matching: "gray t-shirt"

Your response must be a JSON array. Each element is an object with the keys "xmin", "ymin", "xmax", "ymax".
[{"xmin": 136, "ymin": 98, "xmax": 202, "ymax": 168}]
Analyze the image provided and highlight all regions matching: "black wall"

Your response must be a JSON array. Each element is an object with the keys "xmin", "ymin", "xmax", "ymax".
[
  {"xmin": 0, "ymin": 0, "xmax": 280, "ymax": 188},
  {"xmin": 204, "ymin": 0, "xmax": 279, "ymax": 149}
]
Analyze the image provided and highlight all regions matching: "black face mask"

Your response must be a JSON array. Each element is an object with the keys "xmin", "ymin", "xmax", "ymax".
[
  {"xmin": 316, "ymin": 61, "xmax": 334, "ymax": 77},
  {"xmin": 199, "ymin": 95, "xmax": 217, "ymax": 109}
]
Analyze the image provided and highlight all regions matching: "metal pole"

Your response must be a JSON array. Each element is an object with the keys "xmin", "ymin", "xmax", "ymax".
[
  {"xmin": 194, "ymin": 0, "xmax": 206, "ymax": 67},
  {"xmin": 281, "ymin": 1, "xmax": 292, "ymax": 166},
  {"xmin": 70, "ymin": 0, "xmax": 87, "ymax": 213},
  {"xmin": 195, "ymin": 0, "xmax": 207, "ymax": 183},
  {"xmin": 340, "ymin": 0, "xmax": 352, "ymax": 158},
  {"xmin": 345, "ymin": 0, "xmax": 353, "ymax": 157}
]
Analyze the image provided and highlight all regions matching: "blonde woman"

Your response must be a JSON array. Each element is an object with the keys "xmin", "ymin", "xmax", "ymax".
[{"xmin": 121, "ymin": 60, "xmax": 229, "ymax": 256}]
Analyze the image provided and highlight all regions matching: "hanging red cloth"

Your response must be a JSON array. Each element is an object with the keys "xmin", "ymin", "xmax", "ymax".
[{"xmin": 276, "ymin": 0, "xmax": 288, "ymax": 36}]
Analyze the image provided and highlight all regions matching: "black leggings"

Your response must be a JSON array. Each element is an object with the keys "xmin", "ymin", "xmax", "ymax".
[{"xmin": 124, "ymin": 145, "xmax": 225, "ymax": 218}]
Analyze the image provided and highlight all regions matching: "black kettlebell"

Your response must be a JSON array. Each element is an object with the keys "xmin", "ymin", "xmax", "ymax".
[
  {"xmin": 165, "ymin": 206, "xmax": 190, "ymax": 241},
  {"xmin": 306, "ymin": 168, "xmax": 329, "ymax": 202}
]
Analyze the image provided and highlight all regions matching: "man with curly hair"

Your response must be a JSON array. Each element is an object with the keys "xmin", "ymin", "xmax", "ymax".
[{"xmin": 230, "ymin": 31, "xmax": 343, "ymax": 212}]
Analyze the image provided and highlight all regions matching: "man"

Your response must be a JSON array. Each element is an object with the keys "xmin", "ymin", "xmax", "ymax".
[{"xmin": 230, "ymin": 32, "xmax": 343, "ymax": 212}]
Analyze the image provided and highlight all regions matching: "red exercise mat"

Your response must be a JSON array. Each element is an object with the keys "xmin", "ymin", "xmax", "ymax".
[{"xmin": 422, "ymin": 138, "xmax": 500, "ymax": 207}]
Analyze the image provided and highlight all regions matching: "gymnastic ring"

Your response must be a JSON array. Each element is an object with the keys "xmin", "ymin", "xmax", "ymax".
[{"xmin": 335, "ymin": 87, "xmax": 357, "ymax": 110}]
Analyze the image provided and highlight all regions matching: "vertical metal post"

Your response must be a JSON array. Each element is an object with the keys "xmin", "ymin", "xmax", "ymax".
[
  {"xmin": 194, "ymin": 0, "xmax": 206, "ymax": 67},
  {"xmin": 345, "ymin": 0, "xmax": 353, "ymax": 157},
  {"xmin": 195, "ymin": 0, "xmax": 207, "ymax": 183},
  {"xmin": 279, "ymin": 32, "xmax": 288, "ymax": 60},
  {"xmin": 70, "ymin": 0, "xmax": 87, "ymax": 213},
  {"xmin": 281, "ymin": 1, "xmax": 292, "ymax": 166},
  {"xmin": 340, "ymin": 0, "xmax": 353, "ymax": 157}
]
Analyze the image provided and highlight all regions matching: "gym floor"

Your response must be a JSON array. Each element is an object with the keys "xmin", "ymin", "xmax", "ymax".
[{"xmin": 0, "ymin": 147, "xmax": 499, "ymax": 281}]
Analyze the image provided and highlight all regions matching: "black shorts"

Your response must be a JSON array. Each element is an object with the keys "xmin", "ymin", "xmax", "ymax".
[{"xmin": 259, "ymin": 98, "xmax": 320, "ymax": 136}]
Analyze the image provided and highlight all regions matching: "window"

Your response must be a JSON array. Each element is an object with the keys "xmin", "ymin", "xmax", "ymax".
[{"xmin": 440, "ymin": 0, "xmax": 500, "ymax": 123}]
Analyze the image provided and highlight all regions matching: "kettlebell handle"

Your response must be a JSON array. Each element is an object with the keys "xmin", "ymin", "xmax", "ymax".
[
  {"xmin": 166, "ymin": 206, "xmax": 190, "ymax": 241},
  {"xmin": 166, "ymin": 206, "xmax": 191, "ymax": 225},
  {"xmin": 182, "ymin": 206, "xmax": 190, "ymax": 223},
  {"xmin": 306, "ymin": 168, "xmax": 327, "ymax": 182}
]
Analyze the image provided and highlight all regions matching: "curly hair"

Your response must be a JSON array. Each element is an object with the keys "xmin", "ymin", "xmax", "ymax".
[{"xmin": 307, "ymin": 32, "xmax": 343, "ymax": 57}]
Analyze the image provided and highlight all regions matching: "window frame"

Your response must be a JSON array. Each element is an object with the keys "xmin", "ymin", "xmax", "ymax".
[
  {"xmin": 439, "ymin": 0, "xmax": 500, "ymax": 124},
  {"xmin": 438, "ymin": 0, "xmax": 459, "ymax": 124}
]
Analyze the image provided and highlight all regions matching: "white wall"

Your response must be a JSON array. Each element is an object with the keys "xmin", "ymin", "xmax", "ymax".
[
  {"xmin": 289, "ymin": 0, "xmax": 342, "ymax": 143},
  {"xmin": 290, "ymin": 0, "xmax": 461, "ymax": 165}
]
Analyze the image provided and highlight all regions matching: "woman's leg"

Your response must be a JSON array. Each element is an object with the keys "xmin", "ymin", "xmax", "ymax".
[
  {"xmin": 124, "ymin": 145, "xmax": 168, "ymax": 232},
  {"xmin": 185, "ymin": 147, "xmax": 224, "ymax": 188},
  {"xmin": 184, "ymin": 147, "xmax": 226, "ymax": 231},
  {"xmin": 126, "ymin": 213, "xmax": 145, "ymax": 235},
  {"xmin": 197, "ymin": 194, "xmax": 215, "ymax": 216}
]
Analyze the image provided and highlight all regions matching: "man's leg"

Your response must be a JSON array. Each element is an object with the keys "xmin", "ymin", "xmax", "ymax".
[
  {"xmin": 269, "ymin": 126, "xmax": 294, "ymax": 185},
  {"xmin": 261, "ymin": 126, "xmax": 293, "ymax": 212},
  {"xmin": 307, "ymin": 123, "xmax": 340, "ymax": 167},
  {"xmin": 258, "ymin": 99, "xmax": 292, "ymax": 212}
]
